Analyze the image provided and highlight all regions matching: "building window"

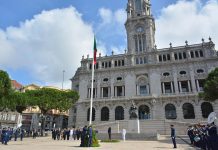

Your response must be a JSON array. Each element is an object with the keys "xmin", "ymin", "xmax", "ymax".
[
  {"xmin": 197, "ymin": 69, "xmax": 204, "ymax": 74},
  {"xmin": 201, "ymin": 102, "xmax": 213, "ymax": 118},
  {"xmin": 195, "ymin": 51, "xmax": 199, "ymax": 58},
  {"xmin": 144, "ymin": 57, "xmax": 147, "ymax": 63},
  {"xmin": 115, "ymin": 106, "xmax": 124, "ymax": 120},
  {"xmin": 103, "ymin": 78, "xmax": 109, "ymax": 82},
  {"xmin": 183, "ymin": 52, "xmax": 187, "ymax": 59},
  {"xmin": 163, "ymin": 72, "xmax": 170, "ymax": 76},
  {"xmin": 163, "ymin": 55, "xmax": 166, "ymax": 61},
  {"xmin": 159, "ymin": 55, "xmax": 162, "ymax": 62},
  {"xmin": 180, "ymin": 71, "xmax": 186, "ymax": 75},
  {"xmin": 179, "ymin": 53, "xmax": 182, "ymax": 60},
  {"xmin": 164, "ymin": 82, "xmax": 172, "ymax": 93},
  {"xmin": 116, "ymin": 86, "xmax": 124, "ymax": 97},
  {"xmin": 167, "ymin": 54, "xmax": 171, "ymax": 60},
  {"xmin": 122, "ymin": 60, "xmax": 125, "ymax": 66},
  {"xmin": 140, "ymin": 57, "xmax": 143, "ymax": 64},
  {"xmin": 101, "ymin": 107, "xmax": 109, "ymax": 121},
  {"xmin": 199, "ymin": 50, "xmax": 204, "ymax": 57},
  {"xmin": 198, "ymin": 79, "xmax": 205, "ymax": 91},
  {"xmin": 165, "ymin": 104, "xmax": 177, "ymax": 119},
  {"xmin": 117, "ymin": 77, "xmax": 122, "ymax": 81},
  {"xmin": 140, "ymin": 85, "xmax": 147, "ymax": 95},
  {"xmin": 174, "ymin": 53, "xmax": 178, "ymax": 60},
  {"xmin": 87, "ymin": 108, "xmax": 95, "ymax": 121},
  {"xmin": 115, "ymin": 61, "xmax": 117, "ymax": 67},
  {"xmin": 182, "ymin": 103, "xmax": 195, "ymax": 119},
  {"xmin": 138, "ymin": 105, "xmax": 150, "ymax": 120},
  {"xmin": 102, "ymin": 87, "xmax": 109, "ymax": 98},
  {"xmin": 136, "ymin": 58, "xmax": 139, "ymax": 64},
  {"xmin": 190, "ymin": 51, "xmax": 194, "ymax": 58},
  {"xmin": 180, "ymin": 81, "xmax": 189, "ymax": 92}
]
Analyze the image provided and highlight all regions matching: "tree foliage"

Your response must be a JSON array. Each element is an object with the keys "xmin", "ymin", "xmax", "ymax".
[
  {"xmin": 0, "ymin": 70, "xmax": 12, "ymax": 111},
  {"xmin": 199, "ymin": 68, "xmax": 218, "ymax": 101},
  {"xmin": 0, "ymin": 70, "xmax": 79, "ymax": 114},
  {"xmin": 25, "ymin": 88, "xmax": 79, "ymax": 114}
]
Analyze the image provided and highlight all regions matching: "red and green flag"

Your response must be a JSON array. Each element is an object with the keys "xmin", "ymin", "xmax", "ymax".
[{"xmin": 93, "ymin": 37, "xmax": 97, "ymax": 64}]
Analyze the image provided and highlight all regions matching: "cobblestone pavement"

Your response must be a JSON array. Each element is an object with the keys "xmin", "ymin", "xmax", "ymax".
[{"xmin": 0, "ymin": 136, "xmax": 194, "ymax": 150}]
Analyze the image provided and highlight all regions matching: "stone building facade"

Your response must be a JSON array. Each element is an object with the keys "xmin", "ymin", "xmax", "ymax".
[{"xmin": 69, "ymin": 0, "xmax": 218, "ymax": 131}]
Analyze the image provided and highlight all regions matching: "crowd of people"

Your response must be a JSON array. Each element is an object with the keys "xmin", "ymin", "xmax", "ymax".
[
  {"xmin": 51, "ymin": 126, "xmax": 94, "ymax": 147},
  {"xmin": 187, "ymin": 122, "xmax": 218, "ymax": 150},
  {"xmin": 0, "ymin": 127, "xmax": 26, "ymax": 145},
  {"xmin": 51, "ymin": 127, "xmax": 81, "ymax": 141}
]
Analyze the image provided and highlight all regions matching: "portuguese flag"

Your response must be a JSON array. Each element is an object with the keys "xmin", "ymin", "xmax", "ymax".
[{"xmin": 93, "ymin": 37, "xmax": 97, "ymax": 65}]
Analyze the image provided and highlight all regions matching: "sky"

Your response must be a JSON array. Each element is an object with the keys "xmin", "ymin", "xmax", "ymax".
[{"xmin": 0, "ymin": 0, "xmax": 218, "ymax": 89}]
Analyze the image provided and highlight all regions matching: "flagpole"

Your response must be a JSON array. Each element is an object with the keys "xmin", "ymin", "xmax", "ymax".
[{"xmin": 89, "ymin": 41, "xmax": 95, "ymax": 125}]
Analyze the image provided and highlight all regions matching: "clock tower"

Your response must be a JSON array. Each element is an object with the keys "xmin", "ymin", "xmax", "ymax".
[{"xmin": 125, "ymin": 0, "xmax": 155, "ymax": 54}]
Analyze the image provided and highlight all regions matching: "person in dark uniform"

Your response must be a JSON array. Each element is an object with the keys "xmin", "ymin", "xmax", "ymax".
[
  {"xmin": 20, "ymin": 129, "xmax": 25, "ymax": 141},
  {"xmin": 88, "ymin": 126, "xmax": 92, "ymax": 147},
  {"xmin": 208, "ymin": 123, "xmax": 218, "ymax": 150},
  {"xmin": 14, "ymin": 129, "xmax": 18, "ymax": 141},
  {"xmin": 171, "ymin": 125, "xmax": 177, "ymax": 149},
  {"xmin": 80, "ymin": 125, "xmax": 87, "ymax": 147},
  {"xmin": 76, "ymin": 128, "xmax": 81, "ymax": 140},
  {"xmin": 108, "ymin": 127, "xmax": 111, "ymax": 141}
]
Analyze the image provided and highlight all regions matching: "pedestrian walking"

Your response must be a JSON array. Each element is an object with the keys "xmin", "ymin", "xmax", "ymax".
[{"xmin": 170, "ymin": 125, "xmax": 177, "ymax": 149}]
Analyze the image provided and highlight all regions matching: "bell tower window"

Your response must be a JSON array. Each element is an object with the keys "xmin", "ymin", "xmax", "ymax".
[{"xmin": 135, "ymin": 0, "xmax": 142, "ymax": 12}]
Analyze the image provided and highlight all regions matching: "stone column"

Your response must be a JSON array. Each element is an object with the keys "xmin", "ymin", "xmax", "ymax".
[
  {"xmin": 95, "ymin": 108, "xmax": 101, "ymax": 122},
  {"xmin": 179, "ymin": 81, "xmax": 182, "ymax": 93},
  {"xmin": 195, "ymin": 104, "xmax": 202, "ymax": 120},
  {"xmin": 196, "ymin": 80, "xmax": 200, "ymax": 92},
  {"xmin": 190, "ymin": 66, "xmax": 197, "ymax": 93},
  {"xmin": 122, "ymin": 86, "xmax": 125, "ymax": 96},
  {"xmin": 114, "ymin": 86, "xmax": 117, "ymax": 97},
  {"xmin": 171, "ymin": 52, "xmax": 175, "ymax": 61},
  {"xmin": 162, "ymin": 82, "xmax": 165, "ymax": 94},
  {"xmin": 171, "ymin": 82, "xmax": 174, "ymax": 93},
  {"xmin": 176, "ymin": 106, "xmax": 183, "ymax": 121},
  {"xmin": 124, "ymin": 107, "xmax": 129, "ymax": 120},
  {"xmin": 188, "ymin": 80, "xmax": 191, "ymax": 92},
  {"xmin": 101, "ymin": 87, "xmax": 103, "ymax": 98},
  {"xmin": 173, "ymin": 71, "xmax": 179, "ymax": 94},
  {"xmin": 109, "ymin": 107, "xmax": 115, "ymax": 121}
]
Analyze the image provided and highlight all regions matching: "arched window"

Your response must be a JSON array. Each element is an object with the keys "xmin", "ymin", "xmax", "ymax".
[
  {"xmin": 201, "ymin": 102, "xmax": 213, "ymax": 118},
  {"xmin": 87, "ymin": 108, "xmax": 95, "ymax": 121},
  {"xmin": 101, "ymin": 107, "xmax": 109, "ymax": 121},
  {"xmin": 115, "ymin": 106, "xmax": 124, "ymax": 120},
  {"xmin": 135, "ymin": 0, "xmax": 142, "ymax": 12},
  {"xmin": 182, "ymin": 103, "xmax": 195, "ymax": 119},
  {"xmin": 165, "ymin": 104, "xmax": 177, "ymax": 119},
  {"xmin": 138, "ymin": 105, "xmax": 150, "ymax": 120}
]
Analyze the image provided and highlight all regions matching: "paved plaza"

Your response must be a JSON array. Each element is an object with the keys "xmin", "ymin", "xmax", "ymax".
[{"xmin": 0, "ymin": 136, "xmax": 194, "ymax": 150}]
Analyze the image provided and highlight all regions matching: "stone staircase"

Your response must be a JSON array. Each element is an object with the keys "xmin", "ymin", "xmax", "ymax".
[{"xmin": 93, "ymin": 119, "xmax": 203, "ymax": 136}]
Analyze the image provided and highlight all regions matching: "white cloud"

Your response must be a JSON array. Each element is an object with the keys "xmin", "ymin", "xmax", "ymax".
[
  {"xmin": 156, "ymin": 0, "xmax": 218, "ymax": 48},
  {"xmin": 99, "ymin": 8, "xmax": 113, "ymax": 24},
  {"xmin": 0, "ymin": 7, "xmax": 95, "ymax": 89}
]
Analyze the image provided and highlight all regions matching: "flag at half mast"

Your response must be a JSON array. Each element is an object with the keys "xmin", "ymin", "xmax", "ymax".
[{"xmin": 93, "ymin": 37, "xmax": 97, "ymax": 64}]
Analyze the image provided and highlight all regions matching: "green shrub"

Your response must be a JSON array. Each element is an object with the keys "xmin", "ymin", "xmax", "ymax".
[{"xmin": 101, "ymin": 139, "xmax": 120, "ymax": 143}]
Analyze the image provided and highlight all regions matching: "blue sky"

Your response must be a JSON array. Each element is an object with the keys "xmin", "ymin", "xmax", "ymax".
[{"xmin": 0, "ymin": 0, "xmax": 217, "ymax": 88}]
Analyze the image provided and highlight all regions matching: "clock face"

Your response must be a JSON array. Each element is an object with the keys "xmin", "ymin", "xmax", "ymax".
[{"xmin": 136, "ymin": 26, "xmax": 143, "ymax": 33}]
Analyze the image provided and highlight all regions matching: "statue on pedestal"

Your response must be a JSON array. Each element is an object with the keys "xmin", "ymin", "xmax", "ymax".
[{"xmin": 129, "ymin": 101, "xmax": 138, "ymax": 119}]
